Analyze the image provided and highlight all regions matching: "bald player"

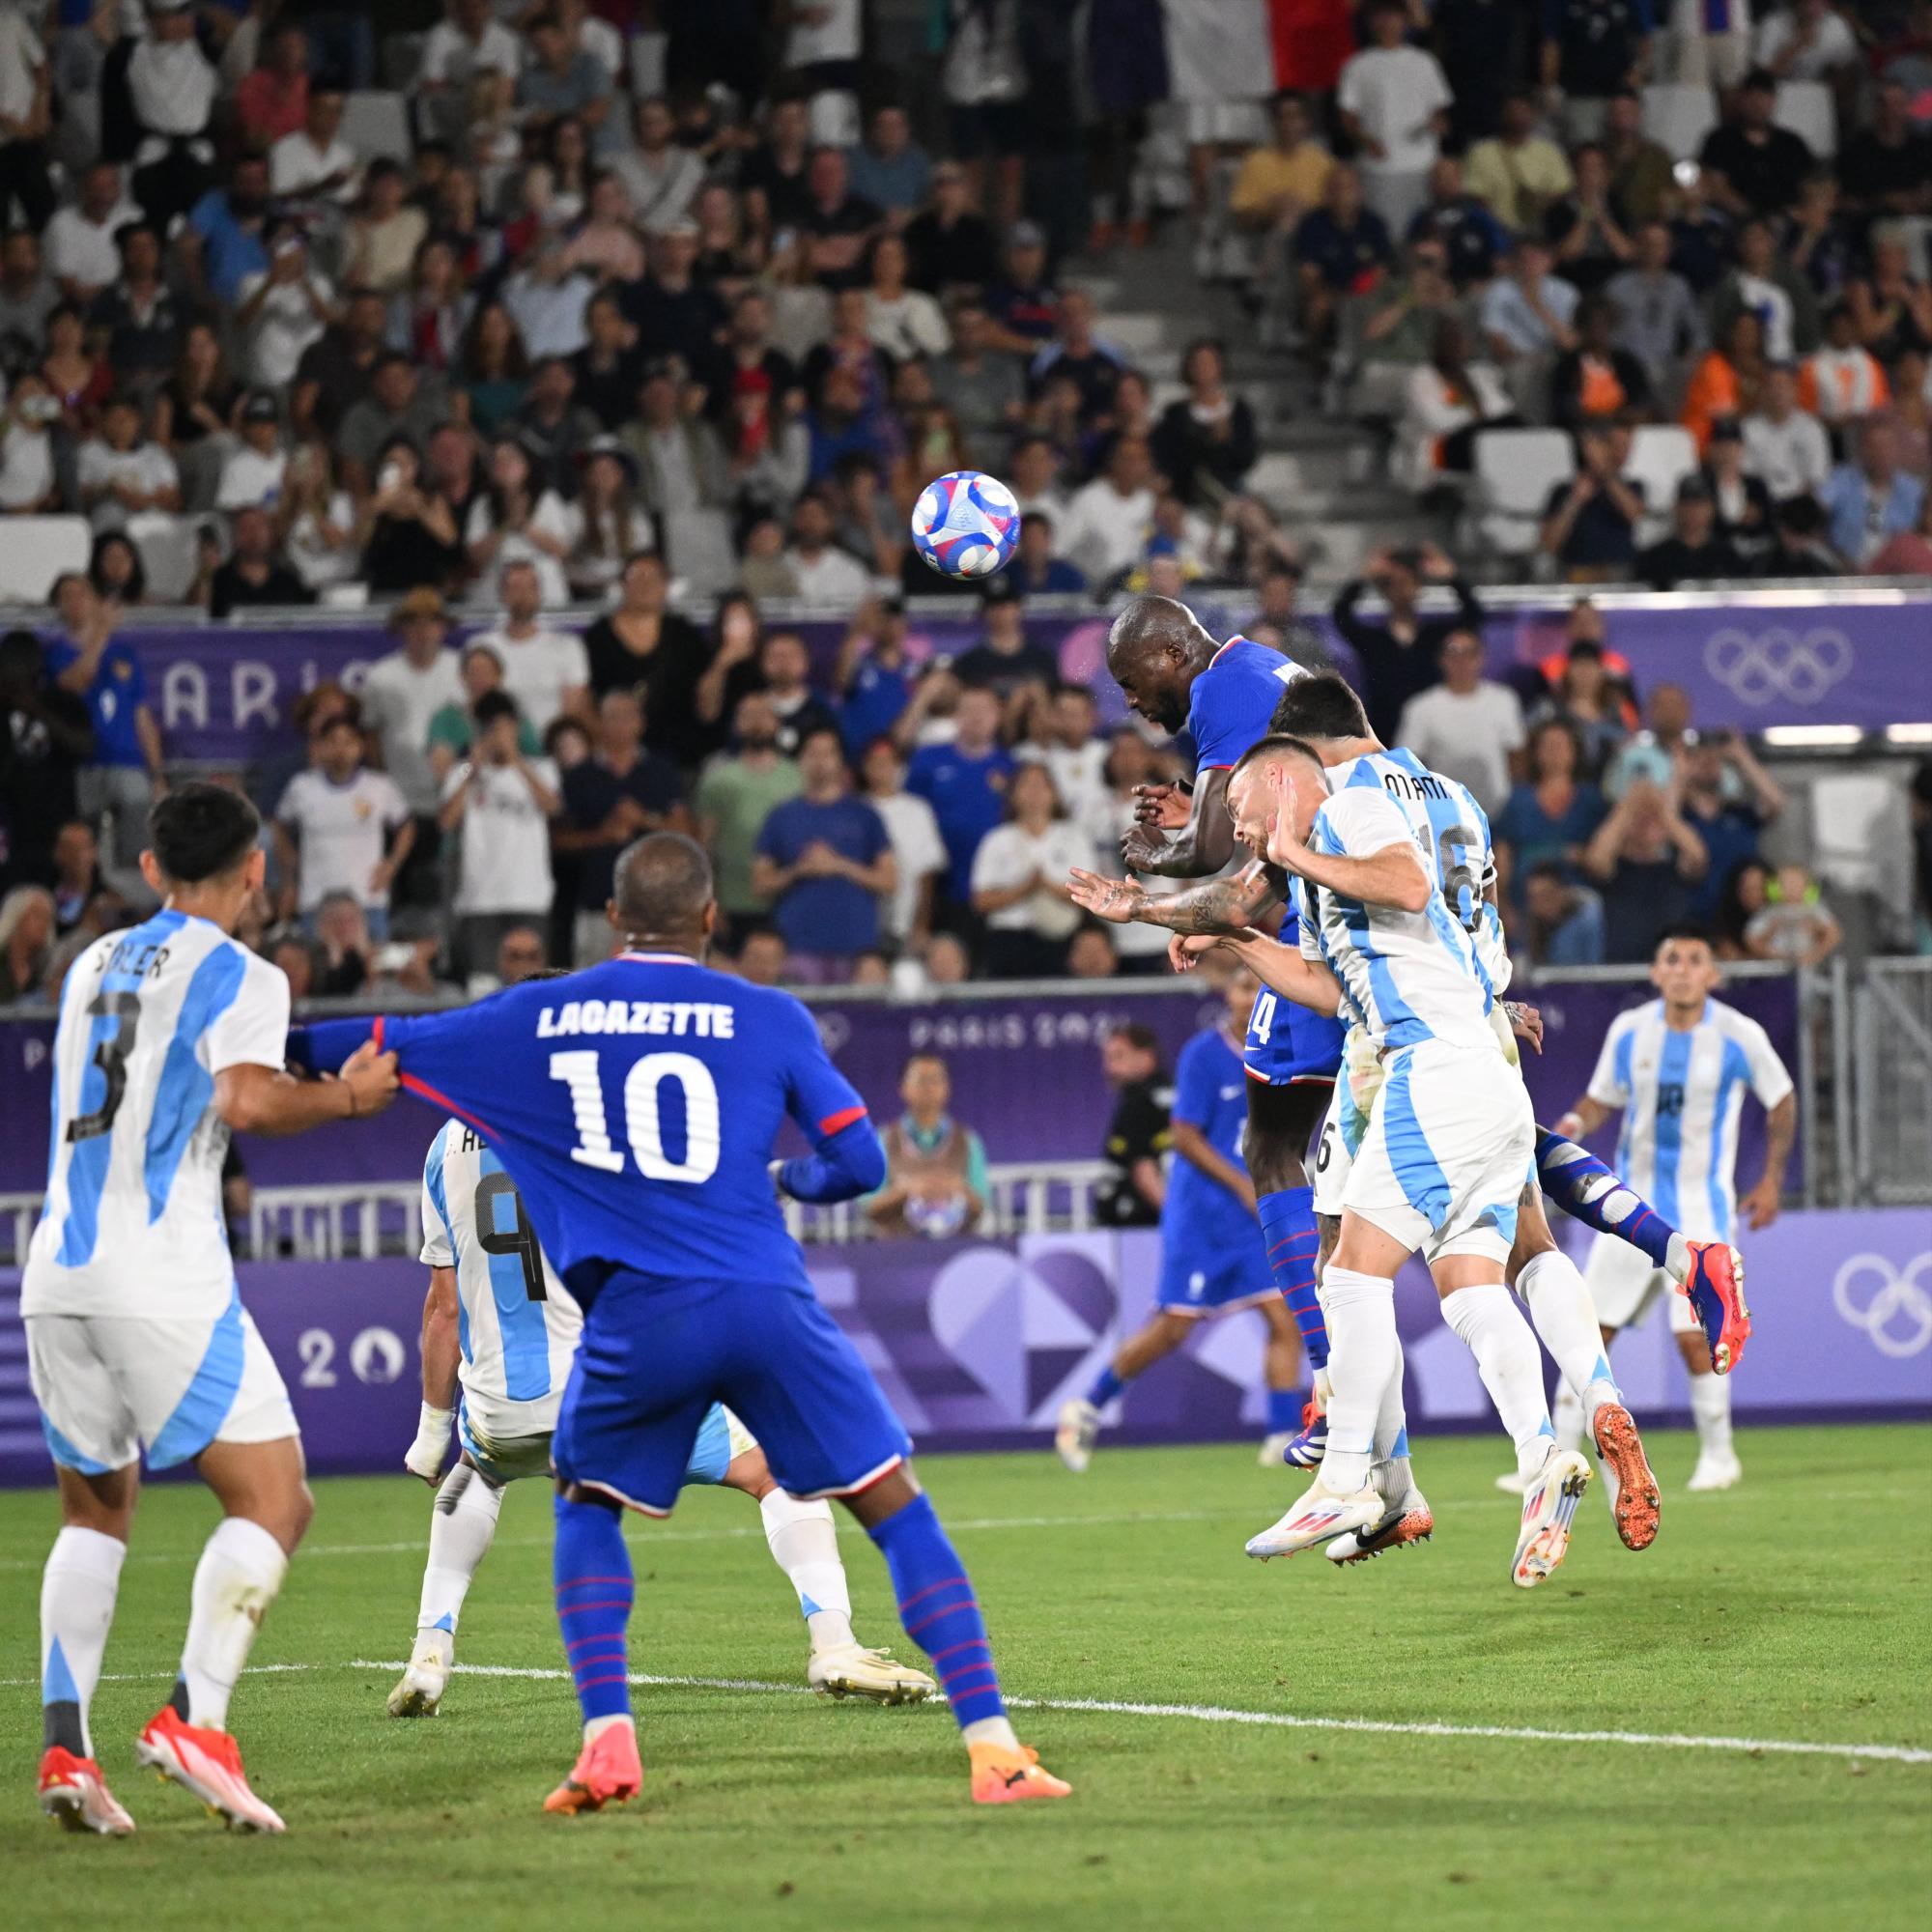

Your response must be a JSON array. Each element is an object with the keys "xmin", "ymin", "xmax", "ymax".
[{"xmin": 1067, "ymin": 598, "xmax": 1341, "ymax": 1473}]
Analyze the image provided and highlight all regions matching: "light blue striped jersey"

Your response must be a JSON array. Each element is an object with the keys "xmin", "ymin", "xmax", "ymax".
[
  {"xmin": 23, "ymin": 909, "xmax": 290, "ymax": 1319},
  {"xmin": 420, "ymin": 1120, "xmax": 582, "ymax": 1435},
  {"xmin": 1585, "ymin": 997, "xmax": 1794, "ymax": 1242},
  {"xmin": 1295, "ymin": 746, "xmax": 1500, "ymax": 1053}
]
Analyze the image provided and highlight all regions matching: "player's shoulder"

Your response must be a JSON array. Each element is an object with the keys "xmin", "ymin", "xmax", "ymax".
[{"xmin": 1705, "ymin": 996, "xmax": 1776, "ymax": 1050}]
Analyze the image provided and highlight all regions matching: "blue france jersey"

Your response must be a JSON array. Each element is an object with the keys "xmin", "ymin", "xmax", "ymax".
[
  {"xmin": 296, "ymin": 952, "xmax": 873, "ymax": 1299},
  {"xmin": 420, "ymin": 1120, "xmax": 582, "ymax": 1435},
  {"xmin": 1586, "ymin": 996, "xmax": 1793, "ymax": 1242},
  {"xmin": 1185, "ymin": 635, "xmax": 1306, "ymax": 774},
  {"xmin": 1161, "ymin": 1024, "xmax": 1262, "ymax": 1264},
  {"xmin": 1296, "ymin": 747, "xmax": 1500, "ymax": 1053}
]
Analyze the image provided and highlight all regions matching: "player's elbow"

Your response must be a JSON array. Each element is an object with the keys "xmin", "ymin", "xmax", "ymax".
[
  {"xmin": 845, "ymin": 1128, "xmax": 888, "ymax": 1195},
  {"xmin": 1392, "ymin": 867, "xmax": 1434, "ymax": 914},
  {"xmin": 214, "ymin": 1069, "xmax": 274, "ymax": 1136}
]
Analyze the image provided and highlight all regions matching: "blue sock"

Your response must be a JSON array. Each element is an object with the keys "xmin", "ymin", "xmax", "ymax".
[
  {"xmin": 1258, "ymin": 1185, "xmax": 1327, "ymax": 1371},
  {"xmin": 1266, "ymin": 1387, "xmax": 1303, "ymax": 1433},
  {"xmin": 553, "ymin": 1494, "xmax": 633, "ymax": 1723},
  {"xmin": 1535, "ymin": 1131, "xmax": 1675, "ymax": 1272},
  {"xmin": 1086, "ymin": 1364, "xmax": 1125, "ymax": 1406},
  {"xmin": 867, "ymin": 1494, "xmax": 1006, "ymax": 1731}
]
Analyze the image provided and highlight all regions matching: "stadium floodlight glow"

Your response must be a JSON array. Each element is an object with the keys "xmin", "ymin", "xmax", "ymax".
[
  {"xmin": 1883, "ymin": 723, "xmax": 1932, "ymax": 746},
  {"xmin": 1760, "ymin": 724, "xmax": 1864, "ymax": 748}
]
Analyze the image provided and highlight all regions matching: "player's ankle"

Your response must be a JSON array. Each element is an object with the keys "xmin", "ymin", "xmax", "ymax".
[{"xmin": 583, "ymin": 1713, "xmax": 635, "ymax": 1745}]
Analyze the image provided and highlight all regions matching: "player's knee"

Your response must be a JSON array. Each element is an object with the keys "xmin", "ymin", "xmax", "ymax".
[
  {"xmin": 285, "ymin": 1479, "xmax": 316, "ymax": 1549},
  {"xmin": 1243, "ymin": 1134, "xmax": 1307, "ymax": 1196}
]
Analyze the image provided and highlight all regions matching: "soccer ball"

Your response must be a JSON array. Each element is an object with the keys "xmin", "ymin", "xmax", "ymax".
[{"xmin": 910, "ymin": 470, "xmax": 1020, "ymax": 580}]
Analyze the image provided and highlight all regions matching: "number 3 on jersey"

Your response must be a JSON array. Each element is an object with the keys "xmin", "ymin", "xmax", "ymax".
[{"xmin": 549, "ymin": 1049, "xmax": 722, "ymax": 1183}]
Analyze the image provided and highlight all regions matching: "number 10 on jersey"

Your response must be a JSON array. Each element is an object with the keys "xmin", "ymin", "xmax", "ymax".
[{"xmin": 549, "ymin": 1050, "xmax": 722, "ymax": 1183}]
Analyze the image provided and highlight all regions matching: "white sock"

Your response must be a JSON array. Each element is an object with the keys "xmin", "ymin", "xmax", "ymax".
[
  {"xmin": 1318, "ymin": 1267, "xmax": 1400, "ymax": 1493},
  {"xmin": 1516, "ymin": 1251, "xmax": 1621, "ymax": 1418},
  {"xmin": 177, "ymin": 1517, "xmax": 288, "ymax": 1732},
  {"xmin": 1664, "ymin": 1232, "xmax": 1691, "ymax": 1283},
  {"xmin": 1551, "ymin": 1377, "xmax": 1588, "ymax": 1456},
  {"xmin": 1689, "ymin": 1371, "xmax": 1734, "ymax": 1458},
  {"xmin": 584, "ymin": 1712, "xmax": 635, "ymax": 1745},
  {"xmin": 1440, "ymin": 1282, "xmax": 1553, "ymax": 1480},
  {"xmin": 41, "ymin": 1525, "xmax": 126, "ymax": 1757},
  {"xmin": 1368, "ymin": 1335, "xmax": 1411, "ymax": 1496},
  {"xmin": 758, "ymin": 1489, "xmax": 855, "ymax": 1651},
  {"xmin": 416, "ymin": 1463, "xmax": 504, "ymax": 1651},
  {"xmin": 962, "ymin": 1715, "xmax": 1021, "ymax": 1750}
]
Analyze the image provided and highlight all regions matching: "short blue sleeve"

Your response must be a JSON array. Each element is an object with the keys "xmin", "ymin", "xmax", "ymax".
[
  {"xmin": 1169, "ymin": 1034, "xmax": 1217, "ymax": 1131},
  {"xmin": 755, "ymin": 800, "xmax": 798, "ymax": 863},
  {"xmin": 1187, "ymin": 668, "xmax": 1250, "ymax": 772}
]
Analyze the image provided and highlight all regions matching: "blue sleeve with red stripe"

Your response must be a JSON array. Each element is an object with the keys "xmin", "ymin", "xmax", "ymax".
[{"xmin": 777, "ymin": 998, "xmax": 884, "ymax": 1201}]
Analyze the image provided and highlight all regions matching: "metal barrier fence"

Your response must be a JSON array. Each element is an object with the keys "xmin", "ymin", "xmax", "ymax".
[{"xmin": 1852, "ymin": 956, "xmax": 1932, "ymax": 1208}]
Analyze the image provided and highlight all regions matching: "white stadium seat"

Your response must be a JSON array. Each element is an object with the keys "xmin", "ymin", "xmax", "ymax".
[
  {"xmin": 1642, "ymin": 82, "xmax": 1718, "ymax": 161},
  {"xmin": 343, "ymin": 91, "xmax": 412, "ymax": 163},
  {"xmin": 1623, "ymin": 424, "xmax": 1699, "ymax": 546},
  {"xmin": 1776, "ymin": 80, "xmax": 1836, "ymax": 159},
  {"xmin": 126, "ymin": 513, "xmax": 205, "ymax": 605},
  {"xmin": 1473, "ymin": 427, "xmax": 1574, "ymax": 561},
  {"xmin": 0, "ymin": 515, "xmax": 91, "ymax": 604}
]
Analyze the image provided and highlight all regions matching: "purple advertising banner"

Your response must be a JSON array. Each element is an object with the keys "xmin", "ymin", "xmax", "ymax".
[
  {"xmin": 4, "ymin": 1204, "xmax": 1924, "ymax": 1487},
  {"xmin": 0, "ymin": 976, "xmax": 1798, "ymax": 1195},
  {"xmin": 77, "ymin": 588, "xmax": 1932, "ymax": 767}
]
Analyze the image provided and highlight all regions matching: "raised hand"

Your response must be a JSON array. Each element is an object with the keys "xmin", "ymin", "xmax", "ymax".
[{"xmin": 1067, "ymin": 868, "xmax": 1149, "ymax": 924}]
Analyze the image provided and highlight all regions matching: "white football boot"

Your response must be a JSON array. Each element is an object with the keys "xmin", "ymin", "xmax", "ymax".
[
  {"xmin": 808, "ymin": 1644, "xmax": 936, "ymax": 1705},
  {"xmin": 1055, "ymin": 1399, "xmax": 1100, "ymax": 1473},
  {"xmin": 387, "ymin": 1629, "xmax": 453, "ymax": 1718},
  {"xmin": 1510, "ymin": 1447, "xmax": 1593, "ymax": 1589},
  {"xmin": 1245, "ymin": 1473, "xmax": 1383, "ymax": 1561},
  {"xmin": 1687, "ymin": 1449, "xmax": 1742, "ymax": 1492}
]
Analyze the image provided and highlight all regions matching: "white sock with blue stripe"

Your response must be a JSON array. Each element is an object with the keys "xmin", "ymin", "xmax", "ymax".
[
  {"xmin": 1514, "ymin": 1251, "xmax": 1622, "ymax": 1421},
  {"xmin": 41, "ymin": 1525, "xmax": 125, "ymax": 1757},
  {"xmin": 417, "ymin": 1463, "xmax": 504, "ymax": 1653},
  {"xmin": 178, "ymin": 1517, "xmax": 287, "ymax": 1732},
  {"xmin": 1439, "ymin": 1283, "xmax": 1554, "ymax": 1482},
  {"xmin": 758, "ymin": 1490, "xmax": 854, "ymax": 1652},
  {"xmin": 1317, "ymin": 1267, "xmax": 1399, "ymax": 1493}
]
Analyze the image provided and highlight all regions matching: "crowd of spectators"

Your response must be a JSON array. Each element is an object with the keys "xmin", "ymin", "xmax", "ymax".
[{"xmin": 1243, "ymin": 2, "xmax": 1932, "ymax": 579}]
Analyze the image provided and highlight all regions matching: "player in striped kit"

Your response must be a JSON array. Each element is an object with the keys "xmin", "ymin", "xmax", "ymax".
[
  {"xmin": 1545, "ymin": 927, "xmax": 1795, "ymax": 1492},
  {"xmin": 387, "ymin": 1116, "xmax": 934, "ymax": 1716},
  {"xmin": 25, "ymin": 783, "xmax": 401, "ymax": 1836}
]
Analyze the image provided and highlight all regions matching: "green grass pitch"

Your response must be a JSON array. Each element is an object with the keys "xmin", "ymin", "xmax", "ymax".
[{"xmin": 5, "ymin": 1426, "xmax": 1929, "ymax": 1932}]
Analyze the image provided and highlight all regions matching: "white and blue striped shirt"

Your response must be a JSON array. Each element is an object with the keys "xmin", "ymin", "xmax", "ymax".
[
  {"xmin": 24, "ymin": 910, "xmax": 289, "ymax": 1320},
  {"xmin": 1296, "ymin": 747, "xmax": 1500, "ymax": 1054},
  {"xmin": 1586, "ymin": 997, "xmax": 1794, "ymax": 1242},
  {"xmin": 420, "ymin": 1120, "xmax": 582, "ymax": 1436}
]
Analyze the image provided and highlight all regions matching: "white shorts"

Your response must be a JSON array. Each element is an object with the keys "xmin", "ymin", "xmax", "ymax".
[
  {"xmin": 1345, "ymin": 1040, "xmax": 1536, "ymax": 1267},
  {"xmin": 26, "ymin": 1289, "xmax": 297, "ymax": 1475},
  {"xmin": 459, "ymin": 1397, "xmax": 760, "ymax": 1489},
  {"xmin": 1584, "ymin": 1234, "xmax": 1697, "ymax": 1335}
]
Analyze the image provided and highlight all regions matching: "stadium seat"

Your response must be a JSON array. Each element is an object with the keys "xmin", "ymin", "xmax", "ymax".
[
  {"xmin": 1623, "ymin": 424, "xmax": 1699, "ymax": 544},
  {"xmin": 662, "ymin": 510, "xmax": 738, "ymax": 601},
  {"xmin": 1244, "ymin": 451, "xmax": 1302, "ymax": 510},
  {"xmin": 343, "ymin": 91, "xmax": 412, "ymax": 163},
  {"xmin": 1641, "ymin": 82, "xmax": 1718, "ymax": 160},
  {"xmin": 126, "ymin": 513, "xmax": 204, "ymax": 605},
  {"xmin": 1473, "ymin": 427, "xmax": 1574, "ymax": 560},
  {"xmin": 1776, "ymin": 80, "xmax": 1836, "ymax": 158},
  {"xmin": 628, "ymin": 32, "xmax": 667, "ymax": 100},
  {"xmin": 0, "ymin": 515, "xmax": 90, "ymax": 603}
]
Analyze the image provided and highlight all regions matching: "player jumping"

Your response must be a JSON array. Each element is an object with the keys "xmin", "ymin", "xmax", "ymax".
[
  {"xmin": 388, "ymin": 1113, "xmax": 933, "ymax": 1714},
  {"xmin": 292, "ymin": 835, "xmax": 1068, "ymax": 1811},
  {"xmin": 1535, "ymin": 925, "xmax": 1792, "ymax": 1494},
  {"xmin": 1056, "ymin": 969, "xmax": 1312, "ymax": 1471},
  {"xmin": 1100, "ymin": 597, "xmax": 1340, "ymax": 1465},
  {"xmin": 26, "ymin": 784, "xmax": 401, "ymax": 1836}
]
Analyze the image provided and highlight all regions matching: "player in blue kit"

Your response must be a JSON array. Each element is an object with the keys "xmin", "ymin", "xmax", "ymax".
[
  {"xmin": 1097, "ymin": 597, "xmax": 1341, "ymax": 1465},
  {"xmin": 291, "ymin": 834, "xmax": 1068, "ymax": 1813},
  {"xmin": 1055, "ymin": 971, "xmax": 1310, "ymax": 1470}
]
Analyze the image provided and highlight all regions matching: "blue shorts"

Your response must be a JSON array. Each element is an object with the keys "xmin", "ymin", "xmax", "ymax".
[
  {"xmin": 1245, "ymin": 983, "xmax": 1344, "ymax": 1088},
  {"xmin": 1155, "ymin": 1241, "xmax": 1274, "ymax": 1317},
  {"xmin": 552, "ymin": 1272, "xmax": 912, "ymax": 1517},
  {"xmin": 457, "ymin": 1392, "xmax": 747, "ymax": 1489}
]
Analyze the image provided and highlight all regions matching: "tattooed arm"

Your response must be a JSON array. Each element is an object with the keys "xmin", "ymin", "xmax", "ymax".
[{"xmin": 1065, "ymin": 857, "xmax": 1288, "ymax": 934}]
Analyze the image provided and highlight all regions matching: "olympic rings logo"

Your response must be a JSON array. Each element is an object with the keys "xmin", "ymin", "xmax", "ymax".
[
  {"xmin": 1703, "ymin": 627, "xmax": 1854, "ymax": 706},
  {"xmin": 1832, "ymin": 1252, "xmax": 1932, "ymax": 1359}
]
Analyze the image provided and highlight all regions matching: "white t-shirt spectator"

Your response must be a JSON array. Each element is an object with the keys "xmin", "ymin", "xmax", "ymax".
[
  {"xmin": 1016, "ymin": 739, "xmax": 1112, "ymax": 837},
  {"xmin": 786, "ymin": 0, "xmax": 861, "ymax": 65},
  {"xmin": 1733, "ymin": 272, "xmax": 1795, "ymax": 363},
  {"xmin": 1752, "ymin": 8, "xmax": 1858, "ymax": 80},
  {"xmin": 467, "ymin": 622, "xmax": 589, "ymax": 734},
  {"xmin": 465, "ymin": 494, "xmax": 575, "ymax": 608},
  {"xmin": 43, "ymin": 200, "xmax": 142, "ymax": 297},
  {"xmin": 1055, "ymin": 480, "xmax": 1153, "ymax": 587},
  {"xmin": 1337, "ymin": 44, "xmax": 1451, "ymax": 179},
  {"xmin": 442, "ymin": 756, "xmax": 559, "ymax": 915},
  {"xmin": 0, "ymin": 11, "xmax": 44, "ymax": 128},
  {"xmin": 287, "ymin": 490, "xmax": 358, "ymax": 591},
  {"xmin": 1393, "ymin": 681, "xmax": 1526, "ymax": 820},
  {"xmin": 76, "ymin": 438, "xmax": 178, "ymax": 531},
  {"xmin": 0, "ymin": 422, "xmax": 53, "ymax": 510},
  {"xmin": 784, "ymin": 543, "xmax": 872, "ymax": 608},
  {"xmin": 128, "ymin": 37, "xmax": 216, "ymax": 139},
  {"xmin": 1743, "ymin": 407, "xmax": 1833, "ymax": 502},
  {"xmin": 270, "ymin": 127, "xmax": 359, "ymax": 205},
  {"xmin": 970, "ymin": 819, "xmax": 1096, "ymax": 940},
  {"xmin": 421, "ymin": 18, "xmax": 522, "ymax": 86},
  {"xmin": 276, "ymin": 766, "xmax": 411, "ymax": 914},
  {"xmin": 864, "ymin": 290, "xmax": 950, "ymax": 361},
  {"xmin": 868, "ymin": 789, "xmax": 948, "ymax": 945},
  {"xmin": 215, "ymin": 444, "xmax": 288, "ymax": 511},
  {"xmin": 359, "ymin": 647, "xmax": 464, "ymax": 814},
  {"xmin": 236, "ymin": 265, "xmax": 334, "ymax": 386}
]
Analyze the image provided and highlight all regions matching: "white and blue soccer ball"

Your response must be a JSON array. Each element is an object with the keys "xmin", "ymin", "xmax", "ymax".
[{"xmin": 910, "ymin": 469, "xmax": 1021, "ymax": 580}]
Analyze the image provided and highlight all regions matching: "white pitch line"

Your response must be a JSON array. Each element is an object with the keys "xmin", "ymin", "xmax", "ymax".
[{"xmin": 8, "ymin": 1658, "xmax": 1918, "ymax": 1767}]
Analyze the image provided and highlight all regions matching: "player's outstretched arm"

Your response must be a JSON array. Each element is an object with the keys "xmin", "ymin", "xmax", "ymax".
[
  {"xmin": 1174, "ymin": 931, "xmax": 1344, "ymax": 1016},
  {"xmin": 777, "ymin": 998, "xmax": 889, "ymax": 1203},
  {"xmin": 779, "ymin": 1117, "xmax": 888, "ymax": 1203},
  {"xmin": 216, "ymin": 1040, "xmax": 400, "ymax": 1136},
  {"xmin": 1122, "ymin": 767, "xmax": 1236, "ymax": 877},
  {"xmin": 1067, "ymin": 856, "xmax": 1285, "ymax": 934}
]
